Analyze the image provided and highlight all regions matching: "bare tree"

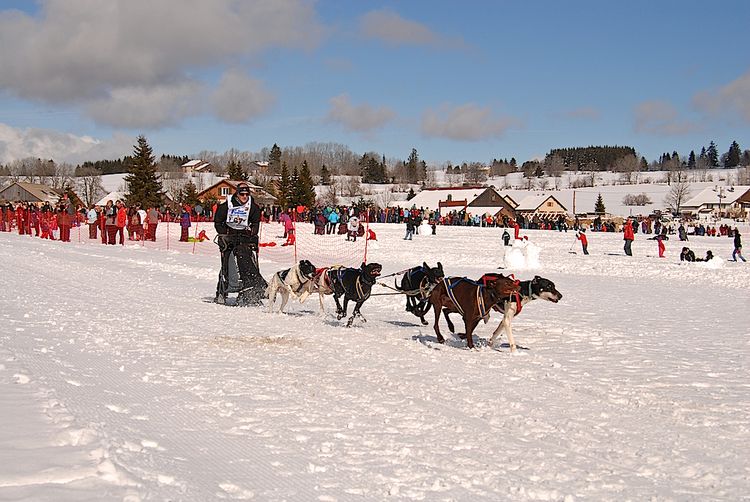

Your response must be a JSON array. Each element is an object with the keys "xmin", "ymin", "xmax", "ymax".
[
  {"xmin": 343, "ymin": 176, "xmax": 361, "ymax": 197},
  {"xmin": 464, "ymin": 162, "xmax": 488, "ymax": 184},
  {"xmin": 156, "ymin": 156, "xmax": 182, "ymax": 173},
  {"xmin": 614, "ymin": 154, "xmax": 640, "ymax": 184},
  {"xmin": 544, "ymin": 154, "xmax": 565, "ymax": 177},
  {"xmin": 320, "ymin": 184, "xmax": 338, "ymax": 206},
  {"xmin": 374, "ymin": 188, "xmax": 395, "ymax": 209},
  {"xmin": 76, "ymin": 166, "xmax": 105, "ymax": 206},
  {"xmin": 160, "ymin": 171, "xmax": 187, "ymax": 199},
  {"xmin": 585, "ymin": 163, "xmax": 598, "ymax": 187},
  {"xmin": 48, "ymin": 162, "xmax": 75, "ymax": 191},
  {"xmin": 664, "ymin": 180, "xmax": 691, "ymax": 215}
]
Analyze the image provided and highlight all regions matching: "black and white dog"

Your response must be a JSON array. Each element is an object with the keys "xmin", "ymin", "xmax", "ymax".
[
  {"xmin": 266, "ymin": 259, "xmax": 317, "ymax": 313},
  {"xmin": 326, "ymin": 262, "xmax": 382, "ymax": 327},
  {"xmin": 486, "ymin": 275, "xmax": 562, "ymax": 351},
  {"xmin": 395, "ymin": 262, "xmax": 444, "ymax": 325}
]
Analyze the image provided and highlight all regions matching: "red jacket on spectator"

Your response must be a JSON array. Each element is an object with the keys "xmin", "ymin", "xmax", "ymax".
[
  {"xmin": 116, "ymin": 207, "xmax": 128, "ymax": 228},
  {"xmin": 623, "ymin": 221, "xmax": 635, "ymax": 241}
]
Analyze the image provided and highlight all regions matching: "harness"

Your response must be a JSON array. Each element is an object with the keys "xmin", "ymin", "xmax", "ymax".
[
  {"xmin": 278, "ymin": 266, "xmax": 313, "ymax": 295},
  {"xmin": 407, "ymin": 266, "xmax": 440, "ymax": 300},
  {"xmin": 443, "ymin": 277, "xmax": 493, "ymax": 319},
  {"xmin": 332, "ymin": 267, "xmax": 372, "ymax": 302},
  {"xmin": 479, "ymin": 273, "xmax": 524, "ymax": 315}
]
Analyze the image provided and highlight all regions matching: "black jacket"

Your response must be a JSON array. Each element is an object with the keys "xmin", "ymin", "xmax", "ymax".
[{"xmin": 214, "ymin": 195, "xmax": 261, "ymax": 241}]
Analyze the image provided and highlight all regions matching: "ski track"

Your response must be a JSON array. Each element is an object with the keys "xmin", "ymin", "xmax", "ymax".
[{"xmin": 1, "ymin": 226, "xmax": 749, "ymax": 501}]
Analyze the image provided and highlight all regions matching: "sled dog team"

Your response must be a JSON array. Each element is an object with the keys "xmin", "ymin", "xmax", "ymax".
[{"xmin": 265, "ymin": 259, "xmax": 562, "ymax": 351}]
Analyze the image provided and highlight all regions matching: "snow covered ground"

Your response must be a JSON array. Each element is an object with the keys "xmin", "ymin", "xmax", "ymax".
[{"xmin": 1, "ymin": 224, "xmax": 749, "ymax": 501}]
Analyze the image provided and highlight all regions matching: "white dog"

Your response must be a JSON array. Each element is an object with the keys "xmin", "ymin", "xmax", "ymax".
[{"xmin": 266, "ymin": 259, "xmax": 318, "ymax": 313}]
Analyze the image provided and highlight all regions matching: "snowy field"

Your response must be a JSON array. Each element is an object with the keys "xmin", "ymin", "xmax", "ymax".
[{"xmin": 1, "ymin": 223, "xmax": 749, "ymax": 501}]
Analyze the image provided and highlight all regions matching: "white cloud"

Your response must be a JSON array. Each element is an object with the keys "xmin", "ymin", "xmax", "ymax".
[
  {"xmin": 359, "ymin": 9, "xmax": 464, "ymax": 48},
  {"xmin": 421, "ymin": 103, "xmax": 521, "ymax": 141},
  {"xmin": 693, "ymin": 71, "xmax": 750, "ymax": 123},
  {"xmin": 210, "ymin": 70, "xmax": 275, "ymax": 123},
  {"xmin": 0, "ymin": 123, "xmax": 132, "ymax": 164},
  {"xmin": 0, "ymin": 0, "xmax": 323, "ymax": 127},
  {"xmin": 633, "ymin": 100, "xmax": 699, "ymax": 136},
  {"xmin": 327, "ymin": 94, "xmax": 395, "ymax": 132},
  {"xmin": 86, "ymin": 81, "xmax": 205, "ymax": 128}
]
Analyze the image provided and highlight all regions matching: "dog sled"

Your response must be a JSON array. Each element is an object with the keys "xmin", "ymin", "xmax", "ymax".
[{"xmin": 214, "ymin": 235, "xmax": 267, "ymax": 306}]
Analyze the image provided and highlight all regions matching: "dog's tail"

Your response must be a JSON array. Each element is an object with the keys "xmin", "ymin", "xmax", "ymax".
[{"xmin": 264, "ymin": 273, "xmax": 277, "ymax": 299}]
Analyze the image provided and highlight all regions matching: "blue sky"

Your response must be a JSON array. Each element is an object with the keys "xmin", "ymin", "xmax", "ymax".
[{"xmin": 1, "ymin": 0, "xmax": 749, "ymax": 166}]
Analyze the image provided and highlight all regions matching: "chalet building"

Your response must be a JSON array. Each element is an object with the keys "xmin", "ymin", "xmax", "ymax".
[
  {"xmin": 181, "ymin": 159, "xmax": 213, "ymax": 175},
  {"xmin": 0, "ymin": 181, "xmax": 80, "ymax": 206},
  {"xmin": 197, "ymin": 179, "xmax": 277, "ymax": 206},
  {"xmin": 467, "ymin": 187, "xmax": 517, "ymax": 219},
  {"xmin": 512, "ymin": 194, "xmax": 569, "ymax": 221},
  {"xmin": 681, "ymin": 186, "xmax": 750, "ymax": 218}
]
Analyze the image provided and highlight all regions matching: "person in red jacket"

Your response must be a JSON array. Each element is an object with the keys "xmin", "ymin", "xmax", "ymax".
[
  {"xmin": 57, "ymin": 207, "xmax": 72, "ymax": 242},
  {"xmin": 656, "ymin": 234, "xmax": 666, "ymax": 258},
  {"xmin": 513, "ymin": 220, "xmax": 521, "ymax": 240},
  {"xmin": 16, "ymin": 202, "xmax": 25, "ymax": 235},
  {"xmin": 116, "ymin": 200, "xmax": 128, "ymax": 245},
  {"xmin": 623, "ymin": 218, "xmax": 635, "ymax": 256},
  {"xmin": 576, "ymin": 228, "xmax": 589, "ymax": 255}
]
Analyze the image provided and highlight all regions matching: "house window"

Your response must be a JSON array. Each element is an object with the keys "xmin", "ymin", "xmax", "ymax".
[
  {"xmin": 547, "ymin": 201, "xmax": 553, "ymax": 207},
  {"xmin": 220, "ymin": 187, "xmax": 229, "ymax": 196}
]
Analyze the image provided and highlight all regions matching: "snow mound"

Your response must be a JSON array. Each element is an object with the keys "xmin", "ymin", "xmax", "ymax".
[{"xmin": 504, "ymin": 238, "xmax": 541, "ymax": 270}]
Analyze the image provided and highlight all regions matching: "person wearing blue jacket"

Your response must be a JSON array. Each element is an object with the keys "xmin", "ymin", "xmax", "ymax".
[
  {"xmin": 327, "ymin": 209, "xmax": 339, "ymax": 234},
  {"xmin": 179, "ymin": 206, "xmax": 191, "ymax": 242}
]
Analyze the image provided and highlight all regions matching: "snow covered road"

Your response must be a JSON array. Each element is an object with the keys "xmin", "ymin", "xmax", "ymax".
[{"xmin": 1, "ymin": 225, "xmax": 749, "ymax": 500}]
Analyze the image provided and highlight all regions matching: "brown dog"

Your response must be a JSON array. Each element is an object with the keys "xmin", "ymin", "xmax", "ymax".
[{"xmin": 430, "ymin": 274, "xmax": 519, "ymax": 349}]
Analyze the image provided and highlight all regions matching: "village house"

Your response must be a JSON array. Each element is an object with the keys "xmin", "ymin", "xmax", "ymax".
[
  {"xmin": 197, "ymin": 179, "xmax": 277, "ymax": 207},
  {"xmin": 181, "ymin": 159, "xmax": 213, "ymax": 175},
  {"xmin": 681, "ymin": 185, "xmax": 750, "ymax": 219},
  {"xmin": 0, "ymin": 181, "xmax": 81, "ymax": 206}
]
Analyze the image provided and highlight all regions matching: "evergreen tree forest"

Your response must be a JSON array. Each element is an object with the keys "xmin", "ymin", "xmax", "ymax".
[{"xmin": 546, "ymin": 146, "xmax": 637, "ymax": 170}]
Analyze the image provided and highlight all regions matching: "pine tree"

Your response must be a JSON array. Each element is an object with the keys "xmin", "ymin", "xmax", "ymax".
[
  {"xmin": 320, "ymin": 164, "xmax": 331, "ymax": 185},
  {"xmin": 706, "ymin": 141, "xmax": 719, "ymax": 167},
  {"xmin": 288, "ymin": 165, "xmax": 300, "ymax": 208},
  {"xmin": 405, "ymin": 148, "xmax": 419, "ymax": 183},
  {"xmin": 181, "ymin": 180, "xmax": 200, "ymax": 206},
  {"xmin": 124, "ymin": 135, "xmax": 163, "ymax": 208},
  {"xmin": 277, "ymin": 162, "xmax": 290, "ymax": 209},
  {"xmin": 688, "ymin": 150, "xmax": 696, "ymax": 168},
  {"xmin": 594, "ymin": 193, "xmax": 606, "ymax": 214},
  {"xmin": 297, "ymin": 160, "xmax": 316, "ymax": 208},
  {"xmin": 725, "ymin": 141, "xmax": 741, "ymax": 168},
  {"xmin": 226, "ymin": 159, "xmax": 247, "ymax": 181},
  {"xmin": 269, "ymin": 143, "xmax": 282, "ymax": 175}
]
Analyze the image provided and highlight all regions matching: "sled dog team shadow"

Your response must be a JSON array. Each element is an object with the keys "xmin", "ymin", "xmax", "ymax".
[{"xmin": 263, "ymin": 259, "xmax": 562, "ymax": 351}]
